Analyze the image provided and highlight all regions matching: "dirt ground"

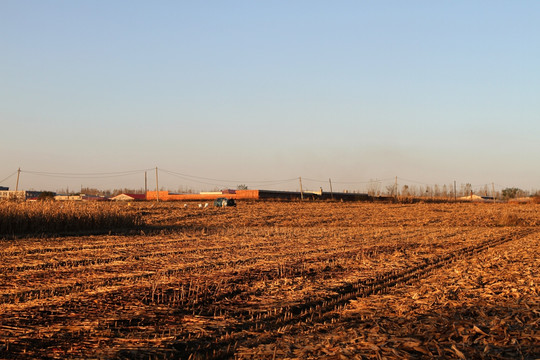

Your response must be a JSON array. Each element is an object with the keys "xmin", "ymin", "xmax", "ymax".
[{"xmin": 0, "ymin": 201, "xmax": 538, "ymax": 359}]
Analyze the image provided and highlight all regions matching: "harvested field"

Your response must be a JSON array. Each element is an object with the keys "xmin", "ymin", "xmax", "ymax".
[{"xmin": 0, "ymin": 202, "xmax": 538, "ymax": 359}]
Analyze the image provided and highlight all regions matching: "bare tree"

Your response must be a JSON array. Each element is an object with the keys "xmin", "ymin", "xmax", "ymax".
[
  {"xmin": 386, "ymin": 184, "xmax": 396, "ymax": 196},
  {"xmin": 367, "ymin": 179, "xmax": 381, "ymax": 196},
  {"xmin": 461, "ymin": 183, "xmax": 472, "ymax": 197},
  {"xmin": 401, "ymin": 185, "xmax": 410, "ymax": 197},
  {"xmin": 441, "ymin": 184, "xmax": 449, "ymax": 198}
]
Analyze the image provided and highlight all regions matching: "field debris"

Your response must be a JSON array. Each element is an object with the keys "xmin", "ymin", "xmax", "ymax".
[{"xmin": 0, "ymin": 201, "xmax": 538, "ymax": 359}]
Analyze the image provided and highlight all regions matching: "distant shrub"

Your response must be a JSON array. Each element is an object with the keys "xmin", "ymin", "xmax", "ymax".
[
  {"xmin": 502, "ymin": 188, "xmax": 526, "ymax": 200},
  {"xmin": 37, "ymin": 191, "xmax": 56, "ymax": 201},
  {"xmin": 497, "ymin": 212, "xmax": 524, "ymax": 227}
]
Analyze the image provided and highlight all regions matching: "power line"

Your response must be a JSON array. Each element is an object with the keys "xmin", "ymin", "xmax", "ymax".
[
  {"xmin": 302, "ymin": 177, "xmax": 330, "ymax": 183},
  {"xmin": 397, "ymin": 177, "xmax": 434, "ymax": 185},
  {"xmin": 160, "ymin": 169, "xmax": 298, "ymax": 189},
  {"xmin": 159, "ymin": 171, "xmax": 231, "ymax": 188},
  {"xmin": 254, "ymin": 179, "xmax": 301, "ymax": 187},
  {"xmin": 21, "ymin": 169, "xmax": 153, "ymax": 179},
  {"xmin": 0, "ymin": 171, "xmax": 18, "ymax": 184},
  {"xmin": 6, "ymin": 168, "xmax": 529, "ymax": 192},
  {"xmin": 159, "ymin": 168, "xmax": 297, "ymax": 185},
  {"xmin": 331, "ymin": 177, "xmax": 394, "ymax": 185}
]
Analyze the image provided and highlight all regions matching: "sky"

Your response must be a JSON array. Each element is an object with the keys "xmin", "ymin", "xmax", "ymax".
[{"xmin": 1, "ymin": 1, "xmax": 539, "ymax": 193}]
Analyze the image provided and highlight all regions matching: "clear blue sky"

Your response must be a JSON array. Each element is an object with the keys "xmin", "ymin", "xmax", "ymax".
[{"xmin": 1, "ymin": 1, "xmax": 539, "ymax": 193}]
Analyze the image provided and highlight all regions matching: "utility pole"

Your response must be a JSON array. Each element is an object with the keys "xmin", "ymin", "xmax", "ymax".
[
  {"xmin": 15, "ymin": 168, "xmax": 21, "ymax": 192},
  {"xmin": 299, "ymin": 177, "xmax": 304, "ymax": 200},
  {"xmin": 155, "ymin": 167, "xmax": 159, "ymax": 202},
  {"xmin": 145, "ymin": 171, "xmax": 148, "ymax": 195},
  {"xmin": 329, "ymin": 178, "xmax": 333, "ymax": 200},
  {"xmin": 492, "ymin": 182, "xmax": 496, "ymax": 203},
  {"xmin": 454, "ymin": 181, "xmax": 457, "ymax": 201},
  {"xmin": 394, "ymin": 176, "xmax": 398, "ymax": 199}
]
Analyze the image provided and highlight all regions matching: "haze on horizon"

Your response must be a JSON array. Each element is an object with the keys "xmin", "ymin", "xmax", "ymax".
[{"xmin": 1, "ymin": 1, "xmax": 539, "ymax": 194}]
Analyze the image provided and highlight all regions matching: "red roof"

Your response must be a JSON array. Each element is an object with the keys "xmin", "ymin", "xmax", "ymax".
[{"xmin": 125, "ymin": 193, "xmax": 146, "ymax": 200}]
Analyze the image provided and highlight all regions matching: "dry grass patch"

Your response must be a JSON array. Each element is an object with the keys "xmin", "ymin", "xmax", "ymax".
[{"xmin": 0, "ymin": 201, "xmax": 142, "ymax": 238}]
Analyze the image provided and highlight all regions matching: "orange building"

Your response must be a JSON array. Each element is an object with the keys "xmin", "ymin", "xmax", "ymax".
[
  {"xmin": 145, "ymin": 190, "xmax": 259, "ymax": 201},
  {"xmin": 145, "ymin": 189, "xmax": 373, "ymax": 202}
]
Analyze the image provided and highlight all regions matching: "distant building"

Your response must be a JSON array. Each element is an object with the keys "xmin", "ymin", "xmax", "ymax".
[
  {"xmin": 110, "ymin": 193, "xmax": 146, "ymax": 201},
  {"xmin": 0, "ymin": 190, "xmax": 100, "ymax": 201},
  {"xmin": 55, "ymin": 194, "xmax": 84, "ymax": 201},
  {"xmin": 0, "ymin": 186, "xmax": 8, "ymax": 191},
  {"xmin": 25, "ymin": 191, "xmax": 45, "ymax": 200},
  {"xmin": 458, "ymin": 194, "xmax": 485, "ymax": 201},
  {"xmin": 0, "ymin": 191, "xmax": 28, "ymax": 201},
  {"xmin": 145, "ymin": 189, "xmax": 372, "ymax": 202},
  {"xmin": 81, "ymin": 194, "xmax": 108, "ymax": 201}
]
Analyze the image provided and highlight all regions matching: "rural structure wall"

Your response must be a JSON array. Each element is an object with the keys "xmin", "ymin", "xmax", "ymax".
[
  {"xmin": 145, "ymin": 190, "xmax": 374, "ymax": 202},
  {"xmin": 145, "ymin": 190, "xmax": 260, "ymax": 201}
]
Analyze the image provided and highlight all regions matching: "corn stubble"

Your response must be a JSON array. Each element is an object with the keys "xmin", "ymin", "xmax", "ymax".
[
  {"xmin": 0, "ymin": 201, "xmax": 538, "ymax": 359},
  {"xmin": 0, "ymin": 201, "xmax": 142, "ymax": 237}
]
